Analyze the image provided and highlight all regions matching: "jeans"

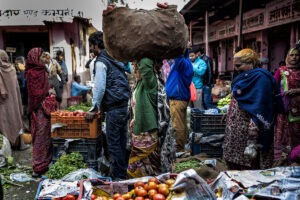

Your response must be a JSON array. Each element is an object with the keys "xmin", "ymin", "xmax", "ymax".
[
  {"xmin": 193, "ymin": 89, "xmax": 203, "ymax": 110},
  {"xmin": 203, "ymin": 85, "xmax": 214, "ymax": 109},
  {"xmin": 169, "ymin": 100, "xmax": 189, "ymax": 152},
  {"xmin": 105, "ymin": 106, "xmax": 129, "ymax": 179}
]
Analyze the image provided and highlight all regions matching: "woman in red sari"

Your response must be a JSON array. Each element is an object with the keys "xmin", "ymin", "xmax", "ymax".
[
  {"xmin": 274, "ymin": 47, "xmax": 300, "ymax": 163},
  {"xmin": 26, "ymin": 48, "xmax": 57, "ymax": 177}
]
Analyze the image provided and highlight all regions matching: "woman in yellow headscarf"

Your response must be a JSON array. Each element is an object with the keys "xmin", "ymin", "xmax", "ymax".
[{"xmin": 223, "ymin": 48, "xmax": 281, "ymax": 170}]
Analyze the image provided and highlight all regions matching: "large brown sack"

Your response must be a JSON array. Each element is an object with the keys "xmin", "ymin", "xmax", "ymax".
[{"xmin": 102, "ymin": 5, "xmax": 189, "ymax": 62}]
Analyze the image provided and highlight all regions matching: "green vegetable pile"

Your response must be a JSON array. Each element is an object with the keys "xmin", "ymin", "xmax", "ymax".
[
  {"xmin": 174, "ymin": 159, "xmax": 202, "ymax": 173},
  {"xmin": 64, "ymin": 103, "xmax": 91, "ymax": 112},
  {"xmin": 47, "ymin": 152, "xmax": 87, "ymax": 179},
  {"xmin": 217, "ymin": 94, "xmax": 231, "ymax": 108}
]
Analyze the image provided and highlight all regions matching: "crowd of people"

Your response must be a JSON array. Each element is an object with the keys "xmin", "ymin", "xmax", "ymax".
[{"xmin": 0, "ymin": 6, "xmax": 299, "ymax": 185}]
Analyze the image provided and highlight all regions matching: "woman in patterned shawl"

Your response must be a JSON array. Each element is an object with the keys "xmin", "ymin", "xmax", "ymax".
[
  {"xmin": 26, "ymin": 48, "xmax": 57, "ymax": 177},
  {"xmin": 274, "ymin": 47, "xmax": 300, "ymax": 163},
  {"xmin": 223, "ymin": 48, "xmax": 280, "ymax": 170},
  {"xmin": 127, "ymin": 58, "xmax": 175, "ymax": 178}
]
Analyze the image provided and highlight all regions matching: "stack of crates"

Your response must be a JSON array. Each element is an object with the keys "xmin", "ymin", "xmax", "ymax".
[
  {"xmin": 190, "ymin": 108, "xmax": 226, "ymax": 157},
  {"xmin": 51, "ymin": 113, "xmax": 102, "ymax": 170}
]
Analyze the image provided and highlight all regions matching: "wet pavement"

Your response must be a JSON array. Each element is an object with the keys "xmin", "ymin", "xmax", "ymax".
[{"xmin": 3, "ymin": 146, "xmax": 39, "ymax": 200}]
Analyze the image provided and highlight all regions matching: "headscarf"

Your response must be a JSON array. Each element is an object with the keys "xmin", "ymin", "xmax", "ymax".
[
  {"xmin": 0, "ymin": 50, "xmax": 10, "ymax": 103},
  {"xmin": 285, "ymin": 48, "xmax": 300, "ymax": 68},
  {"xmin": 234, "ymin": 48, "xmax": 260, "ymax": 68},
  {"xmin": 0, "ymin": 49, "xmax": 23, "ymax": 143},
  {"xmin": 25, "ymin": 47, "xmax": 49, "ymax": 112}
]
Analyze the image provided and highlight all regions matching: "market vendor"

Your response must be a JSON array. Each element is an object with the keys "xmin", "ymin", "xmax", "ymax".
[{"xmin": 85, "ymin": 31, "xmax": 130, "ymax": 180}]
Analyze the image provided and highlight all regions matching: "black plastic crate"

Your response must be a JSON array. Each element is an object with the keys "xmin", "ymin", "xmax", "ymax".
[
  {"xmin": 191, "ymin": 132, "xmax": 223, "ymax": 157},
  {"xmin": 190, "ymin": 108, "xmax": 226, "ymax": 134},
  {"xmin": 52, "ymin": 136, "xmax": 102, "ymax": 169}
]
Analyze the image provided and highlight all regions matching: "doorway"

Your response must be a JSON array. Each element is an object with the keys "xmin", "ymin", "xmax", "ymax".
[{"xmin": 4, "ymin": 32, "xmax": 49, "ymax": 62}]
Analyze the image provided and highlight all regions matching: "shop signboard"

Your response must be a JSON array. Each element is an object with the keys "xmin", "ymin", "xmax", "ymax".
[{"xmin": 267, "ymin": 0, "xmax": 300, "ymax": 27}]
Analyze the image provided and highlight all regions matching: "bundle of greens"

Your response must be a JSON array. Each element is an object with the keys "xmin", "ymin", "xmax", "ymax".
[
  {"xmin": 47, "ymin": 152, "xmax": 87, "ymax": 179},
  {"xmin": 174, "ymin": 159, "xmax": 202, "ymax": 173},
  {"xmin": 64, "ymin": 103, "xmax": 91, "ymax": 112}
]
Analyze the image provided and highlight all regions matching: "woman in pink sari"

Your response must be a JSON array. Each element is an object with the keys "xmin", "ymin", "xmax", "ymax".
[
  {"xmin": 26, "ymin": 48, "xmax": 57, "ymax": 177},
  {"xmin": 274, "ymin": 47, "xmax": 300, "ymax": 163}
]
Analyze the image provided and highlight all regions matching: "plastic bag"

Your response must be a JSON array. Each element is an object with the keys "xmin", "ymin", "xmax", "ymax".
[
  {"xmin": 62, "ymin": 168, "xmax": 112, "ymax": 182},
  {"xmin": 0, "ymin": 135, "xmax": 12, "ymax": 158},
  {"xmin": 190, "ymin": 82, "xmax": 197, "ymax": 102}
]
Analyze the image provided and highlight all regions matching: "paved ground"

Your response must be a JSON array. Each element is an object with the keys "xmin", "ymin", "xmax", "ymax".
[
  {"xmin": 2, "ymin": 144, "xmax": 226, "ymax": 200},
  {"xmin": 3, "ymin": 146, "xmax": 39, "ymax": 200}
]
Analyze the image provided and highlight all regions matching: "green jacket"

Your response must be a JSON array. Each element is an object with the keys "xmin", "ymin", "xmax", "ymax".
[{"xmin": 133, "ymin": 58, "xmax": 158, "ymax": 134}]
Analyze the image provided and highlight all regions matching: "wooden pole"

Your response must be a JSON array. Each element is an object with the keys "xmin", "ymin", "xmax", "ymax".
[
  {"xmin": 205, "ymin": 10, "xmax": 209, "ymax": 56},
  {"xmin": 238, "ymin": 0, "xmax": 243, "ymax": 48},
  {"xmin": 189, "ymin": 21, "xmax": 193, "ymax": 45}
]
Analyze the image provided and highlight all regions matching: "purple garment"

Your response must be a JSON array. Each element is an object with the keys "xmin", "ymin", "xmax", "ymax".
[{"xmin": 162, "ymin": 59, "xmax": 171, "ymax": 83}]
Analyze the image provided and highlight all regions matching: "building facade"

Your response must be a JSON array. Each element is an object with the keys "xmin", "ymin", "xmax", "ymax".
[
  {"xmin": 181, "ymin": 0, "xmax": 300, "ymax": 79},
  {"xmin": 0, "ymin": 1, "xmax": 104, "ymax": 106}
]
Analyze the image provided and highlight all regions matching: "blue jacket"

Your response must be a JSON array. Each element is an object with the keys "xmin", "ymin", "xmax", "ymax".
[
  {"xmin": 192, "ymin": 57, "xmax": 207, "ymax": 89},
  {"xmin": 166, "ymin": 50, "xmax": 193, "ymax": 101},
  {"xmin": 71, "ymin": 82, "xmax": 90, "ymax": 97}
]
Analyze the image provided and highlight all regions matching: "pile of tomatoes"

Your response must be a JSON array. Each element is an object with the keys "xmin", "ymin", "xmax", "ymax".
[
  {"xmin": 52, "ymin": 110, "xmax": 86, "ymax": 117},
  {"xmin": 91, "ymin": 177, "xmax": 176, "ymax": 200},
  {"xmin": 53, "ymin": 194, "xmax": 77, "ymax": 200}
]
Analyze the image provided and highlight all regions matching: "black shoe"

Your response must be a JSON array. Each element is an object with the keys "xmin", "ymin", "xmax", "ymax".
[{"xmin": 32, "ymin": 172, "xmax": 42, "ymax": 178}]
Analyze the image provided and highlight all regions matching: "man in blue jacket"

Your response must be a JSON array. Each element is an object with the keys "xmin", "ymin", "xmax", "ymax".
[
  {"xmin": 191, "ymin": 48, "xmax": 207, "ymax": 109},
  {"xmin": 166, "ymin": 49, "xmax": 193, "ymax": 153}
]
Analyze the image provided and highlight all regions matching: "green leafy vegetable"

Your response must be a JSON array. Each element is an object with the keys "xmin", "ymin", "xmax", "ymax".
[
  {"xmin": 64, "ymin": 103, "xmax": 91, "ymax": 112},
  {"xmin": 47, "ymin": 152, "xmax": 87, "ymax": 179},
  {"xmin": 174, "ymin": 159, "xmax": 202, "ymax": 173}
]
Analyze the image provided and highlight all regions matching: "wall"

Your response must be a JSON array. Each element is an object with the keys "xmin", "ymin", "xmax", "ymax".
[{"xmin": 50, "ymin": 20, "xmax": 90, "ymax": 107}]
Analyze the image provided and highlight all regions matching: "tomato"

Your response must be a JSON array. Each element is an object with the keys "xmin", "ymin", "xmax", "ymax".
[
  {"xmin": 122, "ymin": 193, "xmax": 132, "ymax": 200},
  {"xmin": 134, "ymin": 181, "xmax": 145, "ymax": 188},
  {"xmin": 113, "ymin": 193, "xmax": 122, "ymax": 200},
  {"xmin": 62, "ymin": 194, "xmax": 76, "ymax": 200},
  {"xmin": 134, "ymin": 197, "xmax": 144, "ymax": 200},
  {"xmin": 148, "ymin": 177, "xmax": 159, "ymax": 184},
  {"xmin": 165, "ymin": 179, "xmax": 175, "ymax": 187},
  {"xmin": 153, "ymin": 193, "xmax": 166, "ymax": 200},
  {"xmin": 148, "ymin": 189, "xmax": 157, "ymax": 199},
  {"xmin": 134, "ymin": 186, "xmax": 147, "ymax": 197},
  {"xmin": 158, "ymin": 186, "xmax": 169, "ymax": 197},
  {"xmin": 91, "ymin": 194, "xmax": 98, "ymax": 200},
  {"xmin": 116, "ymin": 197, "xmax": 125, "ymax": 200},
  {"xmin": 143, "ymin": 183, "xmax": 148, "ymax": 191},
  {"xmin": 148, "ymin": 182, "xmax": 157, "ymax": 190}
]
